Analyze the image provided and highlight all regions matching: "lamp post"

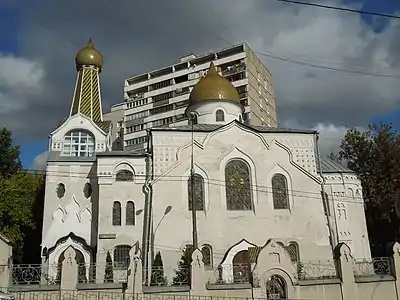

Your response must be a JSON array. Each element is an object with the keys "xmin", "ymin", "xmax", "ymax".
[
  {"xmin": 151, "ymin": 205, "xmax": 172, "ymax": 265},
  {"xmin": 190, "ymin": 112, "xmax": 199, "ymax": 249},
  {"xmin": 138, "ymin": 205, "xmax": 171, "ymax": 286}
]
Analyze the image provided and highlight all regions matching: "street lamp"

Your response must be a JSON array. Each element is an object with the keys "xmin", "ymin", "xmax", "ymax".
[{"xmin": 148, "ymin": 205, "xmax": 172, "ymax": 286}]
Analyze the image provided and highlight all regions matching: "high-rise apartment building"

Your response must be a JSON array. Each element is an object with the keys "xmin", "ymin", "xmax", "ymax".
[{"xmin": 122, "ymin": 43, "xmax": 277, "ymax": 150}]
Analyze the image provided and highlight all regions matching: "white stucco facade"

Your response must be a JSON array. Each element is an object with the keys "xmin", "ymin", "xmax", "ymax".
[{"xmin": 40, "ymin": 51, "xmax": 372, "ymax": 289}]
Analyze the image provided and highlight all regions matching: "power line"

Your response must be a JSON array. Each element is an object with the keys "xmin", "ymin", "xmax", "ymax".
[
  {"xmin": 20, "ymin": 168, "xmax": 364, "ymax": 205},
  {"xmin": 276, "ymin": 0, "xmax": 400, "ymax": 19},
  {"xmin": 255, "ymin": 51, "xmax": 400, "ymax": 79}
]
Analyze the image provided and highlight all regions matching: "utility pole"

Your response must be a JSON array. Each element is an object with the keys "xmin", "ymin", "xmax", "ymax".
[{"xmin": 190, "ymin": 113, "xmax": 198, "ymax": 249}]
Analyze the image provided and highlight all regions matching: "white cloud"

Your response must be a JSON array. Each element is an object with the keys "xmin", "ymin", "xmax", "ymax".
[
  {"xmin": 32, "ymin": 151, "xmax": 48, "ymax": 171},
  {"xmin": 0, "ymin": 54, "xmax": 46, "ymax": 132},
  {"xmin": 7, "ymin": 0, "xmax": 400, "ymax": 139}
]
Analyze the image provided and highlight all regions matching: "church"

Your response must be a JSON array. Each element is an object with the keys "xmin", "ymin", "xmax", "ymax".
[{"xmin": 40, "ymin": 40, "xmax": 372, "ymax": 284}]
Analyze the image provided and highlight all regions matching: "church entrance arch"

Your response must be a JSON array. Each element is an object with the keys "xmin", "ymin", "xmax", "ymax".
[
  {"xmin": 55, "ymin": 247, "xmax": 86, "ymax": 283},
  {"xmin": 232, "ymin": 250, "xmax": 251, "ymax": 283},
  {"xmin": 266, "ymin": 275, "xmax": 287, "ymax": 299}
]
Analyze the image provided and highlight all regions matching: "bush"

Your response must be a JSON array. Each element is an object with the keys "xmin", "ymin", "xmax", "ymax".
[
  {"xmin": 151, "ymin": 251, "xmax": 167, "ymax": 285},
  {"xmin": 104, "ymin": 251, "xmax": 114, "ymax": 283}
]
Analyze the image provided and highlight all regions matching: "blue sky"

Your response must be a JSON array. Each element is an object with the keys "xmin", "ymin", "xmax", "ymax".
[{"xmin": 2, "ymin": 0, "xmax": 400, "ymax": 169}]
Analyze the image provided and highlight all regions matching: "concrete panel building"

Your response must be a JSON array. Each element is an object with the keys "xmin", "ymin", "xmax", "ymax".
[{"xmin": 123, "ymin": 44, "xmax": 278, "ymax": 151}]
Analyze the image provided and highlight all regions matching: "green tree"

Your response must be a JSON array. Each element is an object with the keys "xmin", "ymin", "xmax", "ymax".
[
  {"xmin": 0, "ymin": 127, "xmax": 21, "ymax": 179},
  {"xmin": 104, "ymin": 251, "xmax": 114, "ymax": 283},
  {"xmin": 335, "ymin": 123, "xmax": 400, "ymax": 256},
  {"xmin": 151, "ymin": 251, "xmax": 167, "ymax": 286},
  {"xmin": 0, "ymin": 127, "xmax": 44, "ymax": 261},
  {"xmin": 0, "ymin": 172, "xmax": 43, "ymax": 251},
  {"xmin": 172, "ymin": 246, "xmax": 192, "ymax": 285}
]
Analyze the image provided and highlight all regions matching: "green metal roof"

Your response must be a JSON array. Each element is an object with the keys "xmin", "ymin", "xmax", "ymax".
[{"xmin": 319, "ymin": 156, "xmax": 354, "ymax": 174}]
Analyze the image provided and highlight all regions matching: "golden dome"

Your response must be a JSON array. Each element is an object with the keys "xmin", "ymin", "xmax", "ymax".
[
  {"xmin": 189, "ymin": 62, "xmax": 240, "ymax": 105},
  {"xmin": 75, "ymin": 39, "xmax": 103, "ymax": 71}
]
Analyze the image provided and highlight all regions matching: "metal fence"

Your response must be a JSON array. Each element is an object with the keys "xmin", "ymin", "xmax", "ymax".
[
  {"xmin": 0, "ymin": 290, "xmax": 308, "ymax": 300},
  {"xmin": 207, "ymin": 264, "xmax": 252, "ymax": 285},
  {"xmin": 11, "ymin": 264, "xmax": 61, "ymax": 285},
  {"xmin": 77, "ymin": 263, "xmax": 128, "ymax": 284},
  {"xmin": 143, "ymin": 265, "xmax": 190, "ymax": 286},
  {"xmin": 353, "ymin": 257, "xmax": 391, "ymax": 277},
  {"xmin": 294, "ymin": 260, "xmax": 338, "ymax": 280}
]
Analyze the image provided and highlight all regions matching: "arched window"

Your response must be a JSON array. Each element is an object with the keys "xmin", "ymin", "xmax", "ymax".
[
  {"xmin": 116, "ymin": 170, "xmax": 134, "ymax": 181},
  {"xmin": 113, "ymin": 245, "xmax": 131, "ymax": 268},
  {"xmin": 126, "ymin": 201, "xmax": 135, "ymax": 226},
  {"xmin": 188, "ymin": 174, "xmax": 205, "ymax": 211},
  {"xmin": 285, "ymin": 242, "xmax": 299, "ymax": 262},
  {"xmin": 112, "ymin": 201, "xmax": 121, "ymax": 226},
  {"xmin": 62, "ymin": 130, "xmax": 95, "ymax": 157},
  {"xmin": 215, "ymin": 110, "xmax": 225, "ymax": 122},
  {"xmin": 232, "ymin": 250, "xmax": 251, "ymax": 283},
  {"xmin": 225, "ymin": 160, "xmax": 252, "ymax": 210},
  {"xmin": 266, "ymin": 275, "xmax": 287, "ymax": 299},
  {"xmin": 272, "ymin": 174, "xmax": 289, "ymax": 209},
  {"xmin": 201, "ymin": 245, "xmax": 212, "ymax": 268}
]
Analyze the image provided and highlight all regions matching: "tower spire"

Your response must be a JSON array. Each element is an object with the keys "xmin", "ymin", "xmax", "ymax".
[{"xmin": 70, "ymin": 39, "xmax": 104, "ymax": 123}]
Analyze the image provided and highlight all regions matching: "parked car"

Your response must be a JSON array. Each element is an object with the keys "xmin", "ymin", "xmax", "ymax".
[{"xmin": 0, "ymin": 291, "xmax": 14, "ymax": 300}]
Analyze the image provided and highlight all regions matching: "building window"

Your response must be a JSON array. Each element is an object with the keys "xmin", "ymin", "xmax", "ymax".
[
  {"xmin": 62, "ymin": 130, "xmax": 95, "ymax": 157},
  {"xmin": 225, "ymin": 160, "xmax": 252, "ymax": 210},
  {"xmin": 113, "ymin": 245, "xmax": 131, "ymax": 268},
  {"xmin": 266, "ymin": 275, "xmax": 287, "ymax": 299},
  {"xmin": 112, "ymin": 201, "xmax": 121, "ymax": 226},
  {"xmin": 216, "ymin": 110, "xmax": 225, "ymax": 122},
  {"xmin": 272, "ymin": 174, "xmax": 289, "ymax": 209},
  {"xmin": 188, "ymin": 174, "xmax": 205, "ymax": 211},
  {"xmin": 201, "ymin": 245, "xmax": 212, "ymax": 268},
  {"xmin": 116, "ymin": 170, "xmax": 134, "ymax": 181},
  {"xmin": 285, "ymin": 242, "xmax": 299, "ymax": 262},
  {"xmin": 126, "ymin": 201, "xmax": 135, "ymax": 226}
]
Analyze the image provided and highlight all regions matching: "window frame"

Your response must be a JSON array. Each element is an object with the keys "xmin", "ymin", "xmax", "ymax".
[{"xmin": 62, "ymin": 130, "xmax": 95, "ymax": 157}]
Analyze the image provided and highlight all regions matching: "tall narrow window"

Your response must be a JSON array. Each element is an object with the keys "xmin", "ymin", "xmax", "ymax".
[
  {"xmin": 201, "ymin": 245, "xmax": 212, "ymax": 268},
  {"xmin": 215, "ymin": 109, "xmax": 225, "ymax": 122},
  {"xmin": 225, "ymin": 160, "xmax": 252, "ymax": 210},
  {"xmin": 126, "ymin": 201, "xmax": 135, "ymax": 225},
  {"xmin": 112, "ymin": 201, "xmax": 121, "ymax": 226},
  {"xmin": 272, "ymin": 174, "xmax": 289, "ymax": 209},
  {"xmin": 188, "ymin": 174, "xmax": 205, "ymax": 210},
  {"xmin": 285, "ymin": 243, "xmax": 299, "ymax": 262}
]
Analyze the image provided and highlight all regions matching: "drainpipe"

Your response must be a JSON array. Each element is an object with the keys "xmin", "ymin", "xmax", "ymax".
[
  {"xmin": 141, "ymin": 130, "xmax": 154, "ymax": 285},
  {"xmin": 315, "ymin": 133, "xmax": 337, "ymax": 253}
]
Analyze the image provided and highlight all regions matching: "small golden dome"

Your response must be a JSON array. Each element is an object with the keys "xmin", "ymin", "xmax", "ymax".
[
  {"xmin": 189, "ymin": 62, "xmax": 240, "ymax": 105},
  {"xmin": 75, "ymin": 39, "xmax": 103, "ymax": 71}
]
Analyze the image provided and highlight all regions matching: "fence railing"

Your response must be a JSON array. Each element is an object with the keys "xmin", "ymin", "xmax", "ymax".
[
  {"xmin": 207, "ymin": 264, "xmax": 252, "ymax": 285},
  {"xmin": 12, "ymin": 264, "xmax": 61, "ymax": 285},
  {"xmin": 143, "ymin": 266, "xmax": 190, "ymax": 286},
  {"xmin": 295, "ymin": 260, "xmax": 338, "ymax": 280},
  {"xmin": 353, "ymin": 257, "xmax": 390, "ymax": 277},
  {"xmin": 77, "ymin": 263, "xmax": 128, "ymax": 284}
]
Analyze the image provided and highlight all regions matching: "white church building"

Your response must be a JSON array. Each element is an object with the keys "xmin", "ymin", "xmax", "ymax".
[{"xmin": 40, "ymin": 40, "xmax": 371, "ymax": 284}]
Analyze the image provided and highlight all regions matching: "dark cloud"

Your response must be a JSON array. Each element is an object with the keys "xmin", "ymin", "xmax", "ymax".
[{"xmin": 1, "ymin": 0, "xmax": 400, "ymax": 145}]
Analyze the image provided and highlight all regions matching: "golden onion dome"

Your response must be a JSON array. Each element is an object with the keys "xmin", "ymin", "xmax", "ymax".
[
  {"xmin": 189, "ymin": 62, "xmax": 240, "ymax": 105},
  {"xmin": 75, "ymin": 38, "xmax": 103, "ymax": 71}
]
